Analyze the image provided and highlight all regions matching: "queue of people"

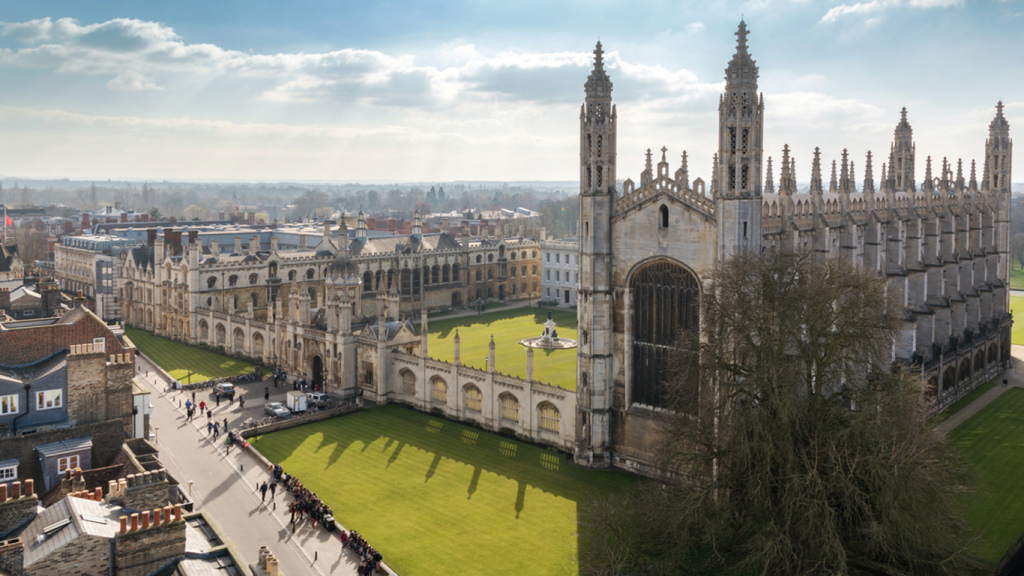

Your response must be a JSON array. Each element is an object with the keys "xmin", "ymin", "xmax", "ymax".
[{"xmin": 267, "ymin": 463, "xmax": 387, "ymax": 573}]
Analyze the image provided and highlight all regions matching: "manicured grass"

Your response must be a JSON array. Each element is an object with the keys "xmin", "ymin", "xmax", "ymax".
[
  {"xmin": 1010, "ymin": 262, "xmax": 1024, "ymax": 290},
  {"xmin": 932, "ymin": 382, "xmax": 995, "ymax": 424},
  {"xmin": 1011, "ymin": 296, "xmax": 1024, "ymax": 345},
  {"xmin": 254, "ymin": 405, "xmax": 638, "ymax": 576},
  {"xmin": 421, "ymin": 307, "xmax": 578, "ymax": 389},
  {"xmin": 125, "ymin": 327, "xmax": 257, "ymax": 382},
  {"xmin": 950, "ymin": 388, "xmax": 1024, "ymax": 566}
]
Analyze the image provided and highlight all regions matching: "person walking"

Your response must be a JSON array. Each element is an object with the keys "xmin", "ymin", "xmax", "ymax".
[
  {"xmin": 264, "ymin": 386, "xmax": 270, "ymax": 400},
  {"xmin": 199, "ymin": 400, "xmax": 206, "ymax": 413},
  {"xmin": 269, "ymin": 482, "xmax": 277, "ymax": 499},
  {"xmin": 207, "ymin": 409, "xmax": 213, "ymax": 423},
  {"xmin": 213, "ymin": 422, "xmax": 220, "ymax": 440},
  {"xmin": 216, "ymin": 394, "xmax": 221, "ymax": 407},
  {"xmin": 239, "ymin": 395, "xmax": 245, "ymax": 408},
  {"xmin": 223, "ymin": 418, "xmax": 228, "ymax": 433},
  {"xmin": 259, "ymin": 481, "xmax": 268, "ymax": 502},
  {"xmin": 185, "ymin": 399, "xmax": 192, "ymax": 412},
  {"xmin": 206, "ymin": 421, "xmax": 214, "ymax": 436},
  {"xmin": 192, "ymin": 391, "xmax": 196, "ymax": 404}
]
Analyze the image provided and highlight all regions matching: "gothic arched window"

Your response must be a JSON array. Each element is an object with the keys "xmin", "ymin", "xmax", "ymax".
[
  {"xmin": 659, "ymin": 205, "xmax": 669, "ymax": 229},
  {"xmin": 630, "ymin": 259, "xmax": 700, "ymax": 410}
]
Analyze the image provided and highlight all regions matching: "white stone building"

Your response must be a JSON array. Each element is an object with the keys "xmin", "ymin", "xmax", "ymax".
[
  {"xmin": 574, "ymin": 22, "xmax": 1011, "ymax": 472},
  {"xmin": 540, "ymin": 237, "xmax": 579, "ymax": 307}
]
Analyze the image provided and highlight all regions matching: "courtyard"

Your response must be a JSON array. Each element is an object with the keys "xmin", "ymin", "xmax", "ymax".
[
  {"xmin": 421, "ymin": 306, "xmax": 578, "ymax": 389},
  {"xmin": 126, "ymin": 326, "xmax": 259, "ymax": 382},
  {"xmin": 950, "ymin": 387, "xmax": 1024, "ymax": 567},
  {"xmin": 253, "ymin": 405, "xmax": 638, "ymax": 576}
]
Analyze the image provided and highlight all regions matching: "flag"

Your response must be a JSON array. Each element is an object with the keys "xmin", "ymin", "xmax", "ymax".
[{"xmin": 4, "ymin": 214, "xmax": 10, "ymax": 226}]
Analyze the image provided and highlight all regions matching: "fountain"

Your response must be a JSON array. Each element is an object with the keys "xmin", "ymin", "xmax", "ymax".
[{"xmin": 520, "ymin": 311, "xmax": 577, "ymax": 349}]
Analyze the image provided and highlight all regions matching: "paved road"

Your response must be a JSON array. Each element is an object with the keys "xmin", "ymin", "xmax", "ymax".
[
  {"xmin": 135, "ymin": 356, "xmax": 361, "ymax": 576},
  {"xmin": 938, "ymin": 344, "xmax": 1024, "ymax": 434}
]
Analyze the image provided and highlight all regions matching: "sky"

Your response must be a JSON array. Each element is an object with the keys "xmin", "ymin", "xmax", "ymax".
[{"xmin": 0, "ymin": 0, "xmax": 1020, "ymax": 184}]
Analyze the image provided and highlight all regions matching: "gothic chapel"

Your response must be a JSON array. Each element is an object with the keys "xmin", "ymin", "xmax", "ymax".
[{"xmin": 574, "ymin": 22, "xmax": 1012, "ymax": 471}]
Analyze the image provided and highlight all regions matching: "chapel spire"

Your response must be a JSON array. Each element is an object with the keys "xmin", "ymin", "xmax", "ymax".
[
  {"xmin": 810, "ymin": 147, "xmax": 823, "ymax": 195},
  {"xmin": 863, "ymin": 151, "xmax": 875, "ymax": 195},
  {"xmin": 765, "ymin": 156, "xmax": 774, "ymax": 194}
]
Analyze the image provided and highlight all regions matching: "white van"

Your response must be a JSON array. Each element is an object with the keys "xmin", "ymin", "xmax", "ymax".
[{"xmin": 307, "ymin": 392, "xmax": 330, "ymax": 407}]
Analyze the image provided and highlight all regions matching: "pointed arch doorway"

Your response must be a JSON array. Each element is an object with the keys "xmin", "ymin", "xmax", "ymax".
[{"xmin": 311, "ymin": 355, "xmax": 324, "ymax": 391}]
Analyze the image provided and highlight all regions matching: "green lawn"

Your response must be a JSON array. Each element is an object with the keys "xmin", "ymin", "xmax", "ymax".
[
  {"xmin": 421, "ymin": 307, "xmax": 578, "ymax": 390},
  {"xmin": 254, "ymin": 405, "xmax": 638, "ymax": 576},
  {"xmin": 1011, "ymin": 296, "xmax": 1024, "ymax": 345},
  {"xmin": 950, "ymin": 388, "xmax": 1024, "ymax": 566},
  {"xmin": 1010, "ymin": 262, "xmax": 1024, "ymax": 290},
  {"xmin": 932, "ymin": 382, "xmax": 996, "ymax": 424},
  {"xmin": 125, "ymin": 327, "xmax": 257, "ymax": 382}
]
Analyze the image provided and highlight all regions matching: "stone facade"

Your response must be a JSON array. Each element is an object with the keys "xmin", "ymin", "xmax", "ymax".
[
  {"xmin": 574, "ymin": 23, "xmax": 1012, "ymax": 470},
  {"xmin": 540, "ymin": 238, "xmax": 579, "ymax": 307}
]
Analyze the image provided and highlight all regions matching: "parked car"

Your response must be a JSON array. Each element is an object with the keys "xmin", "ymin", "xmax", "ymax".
[
  {"xmin": 214, "ymin": 382, "xmax": 235, "ymax": 399},
  {"xmin": 307, "ymin": 392, "xmax": 330, "ymax": 407},
  {"xmin": 265, "ymin": 402, "xmax": 290, "ymax": 418}
]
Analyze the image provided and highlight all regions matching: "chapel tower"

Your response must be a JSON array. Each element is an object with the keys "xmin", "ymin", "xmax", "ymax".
[
  {"xmin": 576, "ymin": 41, "xmax": 617, "ymax": 466},
  {"xmin": 986, "ymin": 102, "xmax": 1012, "ymax": 306},
  {"xmin": 890, "ymin": 108, "xmax": 916, "ymax": 193},
  {"xmin": 716, "ymin": 21, "xmax": 764, "ymax": 262}
]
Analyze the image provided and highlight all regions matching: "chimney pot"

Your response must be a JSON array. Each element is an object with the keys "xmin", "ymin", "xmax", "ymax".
[
  {"xmin": 120, "ymin": 516, "xmax": 128, "ymax": 533},
  {"xmin": 163, "ymin": 505, "xmax": 173, "ymax": 525},
  {"xmin": 174, "ymin": 504, "xmax": 182, "ymax": 521},
  {"xmin": 141, "ymin": 511, "xmax": 150, "ymax": 529},
  {"xmin": 95, "ymin": 487, "xmax": 103, "ymax": 501},
  {"xmin": 130, "ymin": 513, "xmax": 139, "ymax": 531},
  {"xmin": 109, "ymin": 480, "xmax": 117, "ymax": 498},
  {"xmin": 11, "ymin": 481, "xmax": 20, "ymax": 499},
  {"xmin": 159, "ymin": 469, "xmax": 167, "ymax": 482},
  {"xmin": 0, "ymin": 484, "xmax": 6, "ymax": 502},
  {"xmin": 118, "ymin": 478, "xmax": 127, "ymax": 494},
  {"xmin": 152, "ymin": 508, "xmax": 162, "ymax": 526},
  {"xmin": 127, "ymin": 474, "xmax": 135, "ymax": 487},
  {"xmin": 23, "ymin": 478, "xmax": 33, "ymax": 497},
  {"xmin": 269, "ymin": 558, "xmax": 279, "ymax": 576}
]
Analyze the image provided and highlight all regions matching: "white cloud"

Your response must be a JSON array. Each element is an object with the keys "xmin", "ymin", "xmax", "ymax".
[
  {"xmin": 820, "ymin": 0, "xmax": 961, "ymax": 23},
  {"xmin": 0, "ymin": 17, "xmax": 716, "ymax": 109},
  {"xmin": 685, "ymin": 22, "xmax": 706, "ymax": 34},
  {"xmin": 107, "ymin": 71, "xmax": 163, "ymax": 91}
]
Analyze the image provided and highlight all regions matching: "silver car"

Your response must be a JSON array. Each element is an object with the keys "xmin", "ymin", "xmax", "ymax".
[{"xmin": 264, "ymin": 402, "xmax": 290, "ymax": 418}]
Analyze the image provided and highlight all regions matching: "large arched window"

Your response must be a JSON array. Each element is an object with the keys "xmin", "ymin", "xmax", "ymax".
[
  {"xmin": 228, "ymin": 275, "xmax": 238, "ymax": 287},
  {"xmin": 431, "ymin": 377, "xmax": 447, "ymax": 403},
  {"xmin": 363, "ymin": 271, "xmax": 373, "ymax": 292},
  {"xmin": 538, "ymin": 403, "xmax": 560, "ymax": 432},
  {"xmin": 630, "ymin": 259, "xmax": 700, "ymax": 410},
  {"xmin": 464, "ymin": 385, "xmax": 482, "ymax": 412},
  {"xmin": 452, "ymin": 264, "xmax": 459, "ymax": 281},
  {"xmin": 249, "ymin": 273, "xmax": 259, "ymax": 285},
  {"xmin": 306, "ymin": 268, "xmax": 315, "ymax": 280},
  {"xmin": 500, "ymin": 393, "xmax": 519, "ymax": 423}
]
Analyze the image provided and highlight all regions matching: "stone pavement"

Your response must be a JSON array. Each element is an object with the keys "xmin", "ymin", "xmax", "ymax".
[
  {"xmin": 937, "ymin": 344, "xmax": 1024, "ymax": 435},
  {"xmin": 134, "ymin": 355, "xmax": 366, "ymax": 576}
]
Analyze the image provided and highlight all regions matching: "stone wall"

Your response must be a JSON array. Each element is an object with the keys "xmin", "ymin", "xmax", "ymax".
[
  {"xmin": 123, "ymin": 470, "xmax": 171, "ymax": 513},
  {"xmin": 65, "ymin": 346, "xmax": 135, "ymax": 433},
  {"xmin": 0, "ymin": 419, "xmax": 125, "ymax": 495}
]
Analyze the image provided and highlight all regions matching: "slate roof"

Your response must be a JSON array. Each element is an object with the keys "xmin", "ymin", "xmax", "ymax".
[
  {"xmin": 36, "ymin": 436, "xmax": 93, "ymax": 458},
  {"xmin": 22, "ymin": 496, "xmax": 121, "ymax": 565},
  {"xmin": 366, "ymin": 319, "xmax": 418, "ymax": 340}
]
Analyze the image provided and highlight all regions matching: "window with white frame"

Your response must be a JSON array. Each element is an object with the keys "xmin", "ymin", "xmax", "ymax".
[
  {"xmin": 58, "ymin": 455, "xmax": 79, "ymax": 473},
  {"xmin": 1, "ymin": 395, "xmax": 18, "ymax": 415},
  {"xmin": 0, "ymin": 465, "xmax": 16, "ymax": 481},
  {"xmin": 93, "ymin": 337, "xmax": 105, "ymax": 352},
  {"xmin": 37, "ymin": 390, "xmax": 62, "ymax": 410}
]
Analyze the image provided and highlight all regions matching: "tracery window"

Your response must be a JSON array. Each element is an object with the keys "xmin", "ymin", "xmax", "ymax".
[
  {"xmin": 500, "ymin": 394, "xmax": 520, "ymax": 422},
  {"xmin": 465, "ymin": 386, "xmax": 482, "ymax": 412},
  {"xmin": 229, "ymin": 275, "xmax": 238, "ymax": 287},
  {"xmin": 539, "ymin": 404, "xmax": 560, "ymax": 432},
  {"xmin": 630, "ymin": 260, "xmax": 700, "ymax": 410},
  {"xmin": 431, "ymin": 378, "xmax": 447, "ymax": 403}
]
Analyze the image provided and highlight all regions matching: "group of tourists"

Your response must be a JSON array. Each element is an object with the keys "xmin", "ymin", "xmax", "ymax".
[
  {"xmin": 283, "ymin": 473, "xmax": 334, "ymax": 529},
  {"xmin": 272, "ymin": 368, "xmax": 288, "ymax": 387},
  {"xmin": 266, "ymin": 463, "xmax": 386, "ymax": 572},
  {"xmin": 342, "ymin": 530, "xmax": 384, "ymax": 575}
]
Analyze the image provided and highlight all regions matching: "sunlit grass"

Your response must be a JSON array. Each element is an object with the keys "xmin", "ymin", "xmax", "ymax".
[
  {"xmin": 125, "ymin": 327, "xmax": 256, "ymax": 382},
  {"xmin": 420, "ymin": 307, "xmax": 578, "ymax": 389},
  {"xmin": 254, "ymin": 405, "xmax": 638, "ymax": 576}
]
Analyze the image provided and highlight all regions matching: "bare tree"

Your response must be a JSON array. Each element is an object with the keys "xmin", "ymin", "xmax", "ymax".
[{"xmin": 581, "ymin": 250, "xmax": 978, "ymax": 576}]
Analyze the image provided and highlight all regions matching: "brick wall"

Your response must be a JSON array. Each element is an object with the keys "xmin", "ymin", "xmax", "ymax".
[
  {"xmin": 0, "ymin": 419, "xmax": 125, "ymax": 494},
  {"xmin": 0, "ymin": 307, "xmax": 129, "ymax": 365},
  {"xmin": 65, "ymin": 349, "xmax": 134, "ymax": 432},
  {"xmin": 114, "ymin": 511, "xmax": 186, "ymax": 576},
  {"xmin": 27, "ymin": 531, "xmax": 110, "ymax": 576},
  {"xmin": 123, "ymin": 471, "xmax": 170, "ymax": 512},
  {"xmin": 0, "ymin": 537, "xmax": 24, "ymax": 576}
]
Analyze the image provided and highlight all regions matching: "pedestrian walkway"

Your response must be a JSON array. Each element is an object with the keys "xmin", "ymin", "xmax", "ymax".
[
  {"xmin": 135, "ymin": 355, "xmax": 364, "ymax": 576},
  {"xmin": 937, "ymin": 344, "xmax": 1024, "ymax": 434}
]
